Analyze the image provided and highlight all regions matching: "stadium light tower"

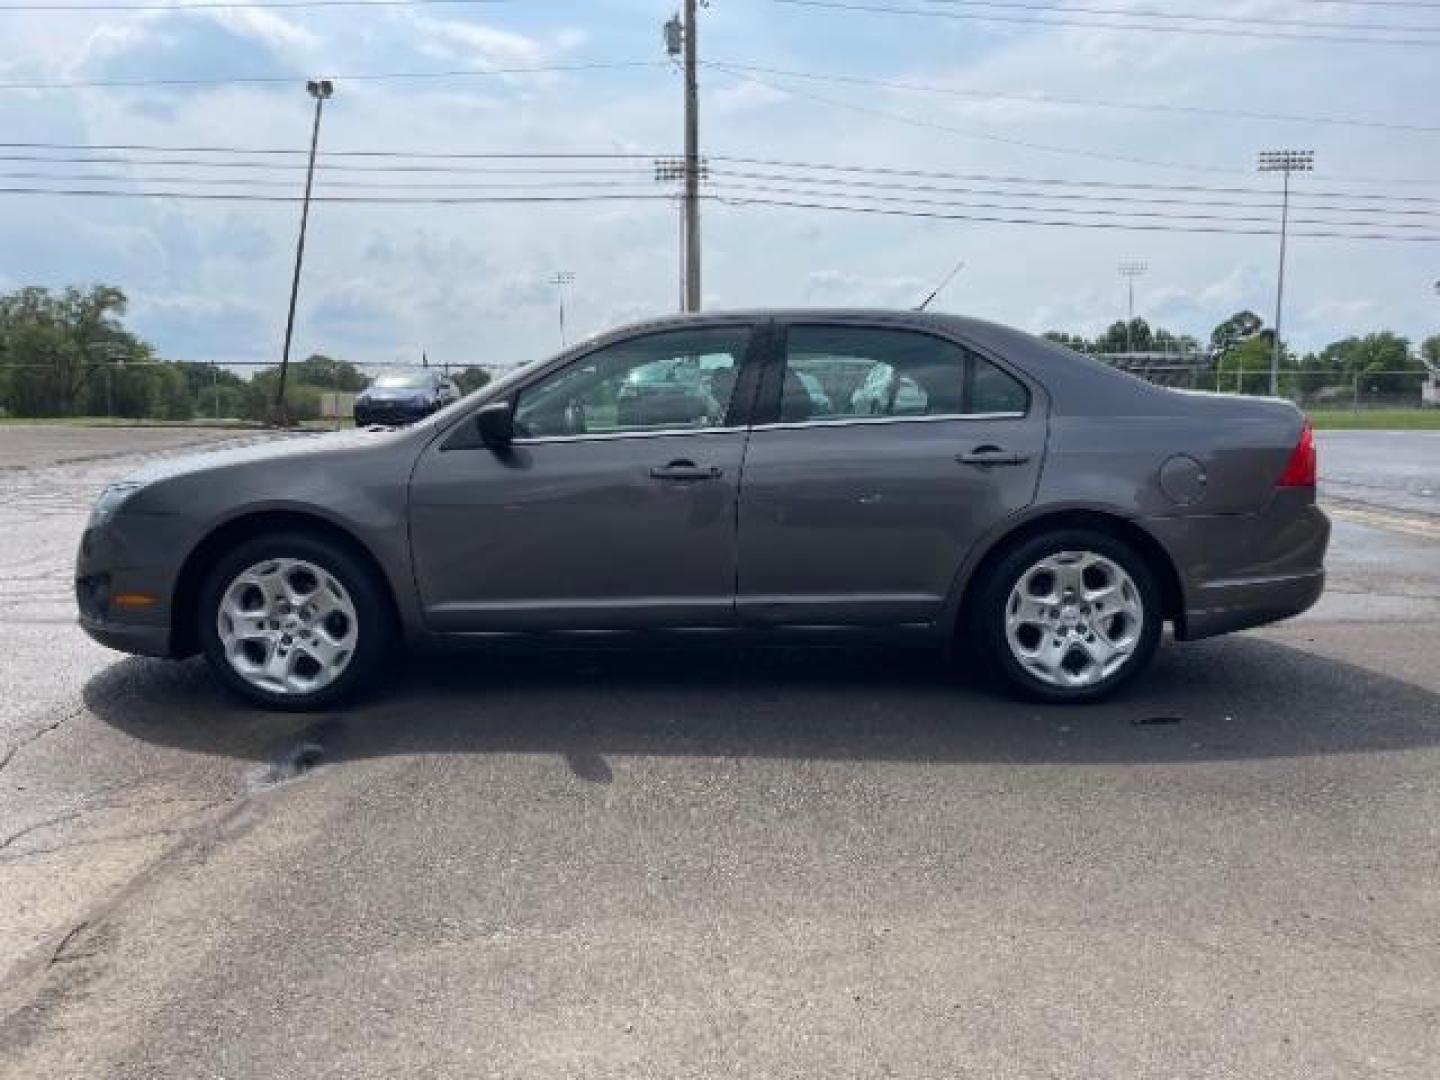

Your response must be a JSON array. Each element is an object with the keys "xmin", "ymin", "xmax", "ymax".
[
  {"xmin": 275, "ymin": 78, "xmax": 334, "ymax": 426},
  {"xmin": 1258, "ymin": 149, "xmax": 1313, "ymax": 398},
  {"xmin": 1117, "ymin": 260, "xmax": 1148, "ymax": 355},
  {"xmin": 549, "ymin": 271, "xmax": 576, "ymax": 347}
]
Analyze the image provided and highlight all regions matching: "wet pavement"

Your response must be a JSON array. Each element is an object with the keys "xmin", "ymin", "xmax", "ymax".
[{"xmin": 1, "ymin": 425, "xmax": 1437, "ymax": 1079}]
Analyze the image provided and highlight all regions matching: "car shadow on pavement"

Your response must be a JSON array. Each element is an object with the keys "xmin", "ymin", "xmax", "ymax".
[{"xmin": 85, "ymin": 633, "xmax": 1440, "ymax": 779}]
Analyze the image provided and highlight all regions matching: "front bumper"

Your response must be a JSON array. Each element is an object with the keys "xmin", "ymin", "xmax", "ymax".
[
  {"xmin": 75, "ymin": 516, "xmax": 181, "ymax": 658},
  {"xmin": 354, "ymin": 400, "xmax": 435, "ymax": 426},
  {"xmin": 78, "ymin": 610, "xmax": 173, "ymax": 657}
]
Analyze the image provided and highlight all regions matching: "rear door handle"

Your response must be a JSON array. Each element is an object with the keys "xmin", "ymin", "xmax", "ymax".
[
  {"xmin": 650, "ymin": 460, "xmax": 724, "ymax": 482},
  {"xmin": 956, "ymin": 446, "xmax": 1031, "ymax": 466}
]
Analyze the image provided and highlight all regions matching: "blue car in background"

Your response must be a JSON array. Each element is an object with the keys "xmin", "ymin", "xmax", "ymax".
[{"xmin": 354, "ymin": 371, "xmax": 460, "ymax": 427}]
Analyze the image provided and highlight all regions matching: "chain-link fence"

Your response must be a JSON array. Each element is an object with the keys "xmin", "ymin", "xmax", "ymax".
[
  {"xmin": 1118, "ymin": 366, "xmax": 1439, "ymax": 412},
  {"xmin": 0, "ymin": 358, "xmax": 504, "ymax": 427}
]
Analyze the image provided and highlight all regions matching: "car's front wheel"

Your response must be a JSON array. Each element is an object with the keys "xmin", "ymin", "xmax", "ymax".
[
  {"xmin": 197, "ymin": 532, "xmax": 392, "ymax": 710},
  {"xmin": 970, "ymin": 528, "xmax": 1162, "ymax": 702}
]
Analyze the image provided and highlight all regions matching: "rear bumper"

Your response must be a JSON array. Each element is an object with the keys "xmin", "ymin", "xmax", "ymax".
[
  {"xmin": 1146, "ymin": 492, "xmax": 1330, "ymax": 641},
  {"xmin": 1177, "ymin": 568, "xmax": 1325, "ymax": 641}
]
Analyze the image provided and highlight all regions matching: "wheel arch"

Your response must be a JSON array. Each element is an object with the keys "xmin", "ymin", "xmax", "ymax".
[
  {"xmin": 948, "ymin": 508, "xmax": 1186, "ymax": 637},
  {"xmin": 170, "ymin": 509, "xmax": 402, "ymax": 657}
]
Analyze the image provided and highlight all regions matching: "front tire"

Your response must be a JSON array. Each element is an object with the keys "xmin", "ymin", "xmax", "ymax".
[
  {"xmin": 197, "ymin": 531, "xmax": 392, "ymax": 711},
  {"xmin": 970, "ymin": 528, "xmax": 1162, "ymax": 703}
]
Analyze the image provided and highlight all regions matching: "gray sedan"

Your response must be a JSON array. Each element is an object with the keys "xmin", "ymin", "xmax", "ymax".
[{"xmin": 76, "ymin": 310, "xmax": 1328, "ymax": 709}]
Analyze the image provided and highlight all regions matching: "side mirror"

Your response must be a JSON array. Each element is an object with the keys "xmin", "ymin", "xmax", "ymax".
[{"xmin": 475, "ymin": 399, "xmax": 515, "ymax": 448}]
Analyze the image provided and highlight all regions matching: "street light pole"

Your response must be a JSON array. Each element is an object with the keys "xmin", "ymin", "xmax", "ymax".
[
  {"xmin": 1117, "ymin": 260, "xmax": 1147, "ymax": 357},
  {"xmin": 1258, "ymin": 149, "xmax": 1313, "ymax": 398},
  {"xmin": 549, "ymin": 271, "xmax": 575, "ymax": 347},
  {"xmin": 275, "ymin": 78, "xmax": 334, "ymax": 426}
]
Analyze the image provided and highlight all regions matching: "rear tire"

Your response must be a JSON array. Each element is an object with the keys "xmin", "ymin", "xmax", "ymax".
[
  {"xmin": 969, "ymin": 528, "xmax": 1162, "ymax": 703},
  {"xmin": 197, "ymin": 531, "xmax": 392, "ymax": 711}
]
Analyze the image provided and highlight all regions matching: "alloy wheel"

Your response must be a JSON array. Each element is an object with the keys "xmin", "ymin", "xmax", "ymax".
[
  {"xmin": 216, "ymin": 557, "xmax": 359, "ymax": 696},
  {"xmin": 1003, "ymin": 549, "xmax": 1145, "ymax": 689}
]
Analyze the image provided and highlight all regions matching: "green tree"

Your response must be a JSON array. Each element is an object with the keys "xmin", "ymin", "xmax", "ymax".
[
  {"xmin": 1209, "ymin": 311, "xmax": 1264, "ymax": 357},
  {"xmin": 293, "ymin": 353, "xmax": 367, "ymax": 392},
  {"xmin": 1094, "ymin": 318, "xmax": 1154, "ymax": 354},
  {"xmin": 452, "ymin": 366, "xmax": 492, "ymax": 394},
  {"xmin": 0, "ymin": 285, "xmax": 154, "ymax": 417},
  {"xmin": 1317, "ymin": 333, "xmax": 1422, "ymax": 397},
  {"xmin": 1214, "ymin": 334, "xmax": 1278, "ymax": 394},
  {"xmin": 1421, "ymin": 333, "xmax": 1439, "ymax": 372}
]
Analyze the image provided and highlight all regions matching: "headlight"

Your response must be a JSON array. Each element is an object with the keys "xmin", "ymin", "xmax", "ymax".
[{"xmin": 90, "ymin": 481, "xmax": 144, "ymax": 524}]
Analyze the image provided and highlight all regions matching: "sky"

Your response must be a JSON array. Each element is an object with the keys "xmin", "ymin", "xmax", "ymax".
[{"xmin": 0, "ymin": 0, "xmax": 1437, "ymax": 369}]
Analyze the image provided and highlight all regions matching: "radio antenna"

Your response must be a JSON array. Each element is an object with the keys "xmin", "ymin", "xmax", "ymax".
[{"xmin": 915, "ymin": 258, "xmax": 965, "ymax": 311}]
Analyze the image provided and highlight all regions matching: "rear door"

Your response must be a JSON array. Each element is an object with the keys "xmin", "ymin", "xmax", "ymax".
[{"xmin": 736, "ymin": 320, "xmax": 1046, "ymax": 628}]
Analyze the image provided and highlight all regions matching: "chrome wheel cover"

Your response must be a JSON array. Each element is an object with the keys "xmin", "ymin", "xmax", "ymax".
[
  {"xmin": 1004, "ymin": 550, "xmax": 1145, "ymax": 689},
  {"xmin": 216, "ymin": 558, "xmax": 358, "ymax": 696}
]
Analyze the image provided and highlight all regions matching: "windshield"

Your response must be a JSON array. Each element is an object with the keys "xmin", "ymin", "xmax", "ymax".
[{"xmin": 371, "ymin": 373, "xmax": 433, "ymax": 390}]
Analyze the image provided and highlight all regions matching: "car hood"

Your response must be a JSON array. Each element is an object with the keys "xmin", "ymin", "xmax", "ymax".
[{"xmin": 121, "ymin": 427, "xmax": 409, "ymax": 487}]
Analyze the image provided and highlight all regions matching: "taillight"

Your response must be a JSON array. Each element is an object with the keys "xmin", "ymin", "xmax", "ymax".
[{"xmin": 1277, "ymin": 418, "xmax": 1316, "ymax": 487}]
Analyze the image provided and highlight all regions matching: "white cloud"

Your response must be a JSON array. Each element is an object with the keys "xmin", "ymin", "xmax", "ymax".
[{"xmin": 712, "ymin": 78, "xmax": 787, "ymax": 116}]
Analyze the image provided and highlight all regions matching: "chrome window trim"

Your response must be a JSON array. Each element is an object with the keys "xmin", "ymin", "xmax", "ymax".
[
  {"xmin": 512, "ymin": 425, "xmax": 747, "ymax": 446},
  {"xmin": 750, "ymin": 412, "xmax": 1025, "ymax": 433}
]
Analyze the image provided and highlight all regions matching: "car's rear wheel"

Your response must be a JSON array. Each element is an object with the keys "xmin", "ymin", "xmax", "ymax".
[
  {"xmin": 970, "ymin": 528, "xmax": 1162, "ymax": 702},
  {"xmin": 197, "ymin": 532, "xmax": 391, "ymax": 711}
]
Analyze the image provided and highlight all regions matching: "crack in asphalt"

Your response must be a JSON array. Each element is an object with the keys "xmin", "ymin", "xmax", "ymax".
[
  {"xmin": 0, "ymin": 798, "xmax": 227, "ymax": 862},
  {"xmin": 0, "ymin": 704, "xmax": 85, "ymax": 778}
]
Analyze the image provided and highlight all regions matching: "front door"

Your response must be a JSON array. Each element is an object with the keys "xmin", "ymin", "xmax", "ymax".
[
  {"xmin": 409, "ymin": 324, "xmax": 760, "ymax": 632},
  {"xmin": 737, "ymin": 321, "xmax": 1046, "ymax": 628}
]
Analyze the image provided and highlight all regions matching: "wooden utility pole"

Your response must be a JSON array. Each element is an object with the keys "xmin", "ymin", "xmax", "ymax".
[{"xmin": 682, "ymin": 0, "xmax": 701, "ymax": 312}]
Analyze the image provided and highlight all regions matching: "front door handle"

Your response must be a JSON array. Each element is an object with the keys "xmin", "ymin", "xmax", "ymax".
[
  {"xmin": 956, "ymin": 445, "xmax": 1031, "ymax": 466},
  {"xmin": 650, "ymin": 460, "xmax": 724, "ymax": 482}
]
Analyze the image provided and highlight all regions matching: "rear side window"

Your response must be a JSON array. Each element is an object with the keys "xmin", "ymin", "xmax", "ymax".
[
  {"xmin": 776, "ymin": 325, "xmax": 1028, "ymax": 424},
  {"xmin": 971, "ymin": 354, "xmax": 1029, "ymax": 414}
]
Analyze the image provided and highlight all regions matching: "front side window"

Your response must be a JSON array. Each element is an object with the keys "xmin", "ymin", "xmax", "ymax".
[
  {"xmin": 778, "ymin": 325, "xmax": 1028, "ymax": 423},
  {"xmin": 512, "ymin": 325, "xmax": 748, "ymax": 440},
  {"xmin": 515, "ymin": 327, "xmax": 749, "ymax": 439}
]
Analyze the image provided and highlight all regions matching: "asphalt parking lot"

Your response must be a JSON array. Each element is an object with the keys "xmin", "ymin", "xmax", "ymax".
[{"xmin": 1, "ymin": 424, "xmax": 1438, "ymax": 1078}]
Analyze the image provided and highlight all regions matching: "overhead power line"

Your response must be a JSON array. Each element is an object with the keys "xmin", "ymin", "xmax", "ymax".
[
  {"xmin": 0, "ymin": 61, "xmax": 667, "ymax": 91},
  {"xmin": 0, "ymin": 180, "xmax": 1432, "ymax": 241},
  {"xmin": 768, "ymin": 0, "xmax": 1440, "ymax": 46},
  {"xmin": 708, "ymin": 68, "xmax": 1440, "ymax": 183},
  {"xmin": 4, "ymin": 142, "xmax": 1436, "ymax": 202},
  {"xmin": 911, "ymin": 0, "xmax": 1440, "ymax": 34},
  {"xmin": 1299, "ymin": 0, "xmax": 1440, "ymax": 8},
  {"xmin": 0, "ymin": 0, "xmax": 507, "ymax": 11},
  {"xmin": 713, "ymin": 194, "xmax": 1440, "ymax": 242},
  {"xmin": 8, "ymin": 163, "xmax": 1434, "ymax": 218},
  {"xmin": 706, "ymin": 67, "xmax": 1253, "ymax": 176},
  {"xmin": 701, "ymin": 169, "xmax": 1440, "ymax": 217},
  {"xmin": 0, "ymin": 171, "xmax": 1432, "ymax": 231},
  {"xmin": 0, "ymin": 186, "xmax": 678, "ymax": 204},
  {"xmin": 705, "ymin": 60, "xmax": 1440, "ymax": 136},
  {"xmin": 0, "ymin": 153, "xmax": 657, "ymax": 175},
  {"xmin": 0, "ymin": 170, "xmax": 663, "ymax": 191},
  {"xmin": 703, "ymin": 179, "xmax": 1440, "ymax": 231},
  {"xmin": 709, "ymin": 156, "xmax": 1440, "ymax": 201},
  {"xmin": 0, "ymin": 141, "xmax": 662, "ymax": 159}
]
